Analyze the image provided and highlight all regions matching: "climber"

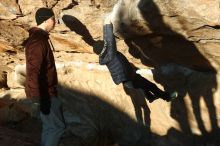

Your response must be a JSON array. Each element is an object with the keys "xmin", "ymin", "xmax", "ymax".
[
  {"xmin": 99, "ymin": 14, "xmax": 177, "ymax": 103},
  {"xmin": 24, "ymin": 8, "xmax": 65, "ymax": 146}
]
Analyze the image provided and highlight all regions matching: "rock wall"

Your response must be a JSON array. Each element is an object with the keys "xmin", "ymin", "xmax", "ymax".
[
  {"xmin": 2, "ymin": 60, "xmax": 219, "ymax": 146},
  {"xmin": 0, "ymin": 0, "xmax": 220, "ymax": 146},
  {"xmin": 111, "ymin": 0, "xmax": 220, "ymax": 72}
]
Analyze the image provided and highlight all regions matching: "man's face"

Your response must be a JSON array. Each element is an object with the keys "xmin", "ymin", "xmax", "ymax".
[{"xmin": 46, "ymin": 16, "xmax": 56, "ymax": 31}]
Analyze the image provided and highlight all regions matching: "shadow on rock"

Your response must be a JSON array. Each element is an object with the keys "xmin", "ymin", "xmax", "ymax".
[
  {"xmin": 115, "ymin": 0, "xmax": 219, "ymax": 145},
  {"xmin": 58, "ymin": 84, "xmax": 152, "ymax": 146},
  {"xmin": 62, "ymin": 15, "xmax": 104, "ymax": 55}
]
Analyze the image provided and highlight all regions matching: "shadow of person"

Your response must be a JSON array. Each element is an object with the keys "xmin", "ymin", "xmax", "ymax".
[
  {"xmin": 124, "ymin": 1, "xmax": 217, "ymax": 73},
  {"xmin": 123, "ymin": 85, "xmax": 152, "ymax": 145},
  {"xmin": 58, "ymin": 84, "xmax": 153, "ymax": 146},
  {"xmin": 121, "ymin": 0, "xmax": 219, "ymax": 145},
  {"xmin": 62, "ymin": 15, "xmax": 103, "ymax": 54},
  {"xmin": 121, "ymin": 73, "xmax": 150, "ymax": 126},
  {"xmin": 113, "ymin": 52, "xmax": 182, "ymax": 144},
  {"xmin": 186, "ymin": 71, "xmax": 218, "ymax": 138}
]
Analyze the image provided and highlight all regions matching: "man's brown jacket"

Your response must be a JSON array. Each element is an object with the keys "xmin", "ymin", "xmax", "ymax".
[{"xmin": 25, "ymin": 27, "xmax": 58, "ymax": 100}]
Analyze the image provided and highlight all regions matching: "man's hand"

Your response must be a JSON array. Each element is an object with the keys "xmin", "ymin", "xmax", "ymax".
[
  {"xmin": 31, "ymin": 96, "xmax": 51, "ymax": 115},
  {"xmin": 23, "ymin": 98, "xmax": 40, "ymax": 119},
  {"xmin": 31, "ymin": 102, "xmax": 40, "ymax": 118},
  {"xmin": 29, "ymin": 97, "xmax": 40, "ymax": 118}
]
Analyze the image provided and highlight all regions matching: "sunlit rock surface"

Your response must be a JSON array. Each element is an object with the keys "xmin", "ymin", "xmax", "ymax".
[{"xmin": 0, "ymin": 0, "xmax": 220, "ymax": 146}]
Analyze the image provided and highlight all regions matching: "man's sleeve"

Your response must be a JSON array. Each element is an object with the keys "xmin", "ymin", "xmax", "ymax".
[
  {"xmin": 99, "ymin": 23, "xmax": 117, "ymax": 65},
  {"xmin": 99, "ymin": 23, "xmax": 134, "ymax": 84},
  {"xmin": 26, "ymin": 40, "xmax": 46, "ymax": 98}
]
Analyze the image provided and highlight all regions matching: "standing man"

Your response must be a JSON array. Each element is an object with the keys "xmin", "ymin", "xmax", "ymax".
[{"xmin": 24, "ymin": 8, "xmax": 65, "ymax": 146}]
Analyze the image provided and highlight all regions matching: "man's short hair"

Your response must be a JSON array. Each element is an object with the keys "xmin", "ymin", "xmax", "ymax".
[{"xmin": 35, "ymin": 8, "xmax": 55, "ymax": 25}]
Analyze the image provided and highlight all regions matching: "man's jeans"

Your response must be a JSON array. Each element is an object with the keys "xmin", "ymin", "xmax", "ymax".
[{"xmin": 40, "ymin": 97, "xmax": 65, "ymax": 146}]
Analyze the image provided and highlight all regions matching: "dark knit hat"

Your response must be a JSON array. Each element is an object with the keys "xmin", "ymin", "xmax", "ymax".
[{"xmin": 35, "ymin": 8, "xmax": 55, "ymax": 25}]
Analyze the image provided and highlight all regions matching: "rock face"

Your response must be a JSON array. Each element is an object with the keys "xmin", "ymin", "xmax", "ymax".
[
  {"xmin": 0, "ymin": 0, "xmax": 21, "ymax": 20},
  {"xmin": 111, "ymin": 0, "xmax": 220, "ymax": 72},
  {"xmin": 57, "ymin": 62, "xmax": 220, "ymax": 146},
  {"xmin": 0, "ymin": 0, "xmax": 220, "ymax": 146},
  {"xmin": 2, "ymin": 61, "xmax": 219, "ymax": 146}
]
